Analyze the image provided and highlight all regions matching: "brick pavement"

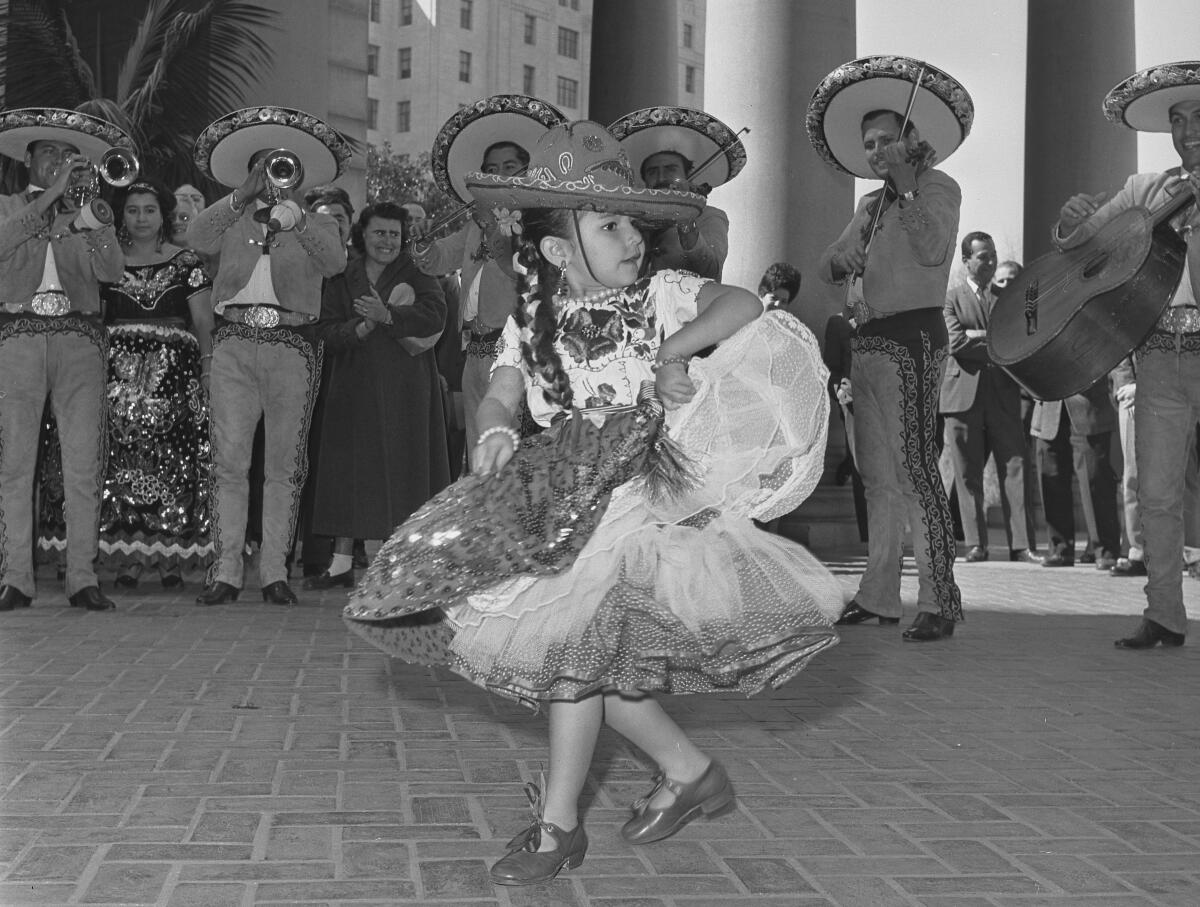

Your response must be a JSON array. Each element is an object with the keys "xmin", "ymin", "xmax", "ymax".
[{"xmin": 1, "ymin": 550, "xmax": 1198, "ymax": 906}]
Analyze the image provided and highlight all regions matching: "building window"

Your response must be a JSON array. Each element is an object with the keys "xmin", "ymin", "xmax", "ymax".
[
  {"xmin": 367, "ymin": 97, "xmax": 378, "ymax": 130},
  {"xmin": 399, "ymin": 0, "xmax": 413, "ymax": 26},
  {"xmin": 684, "ymin": 65, "xmax": 695, "ymax": 94},
  {"xmin": 557, "ymin": 26, "xmax": 579, "ymax": 59},
  {"xmin": 396, "ymin": 100, "xmax": 411, "ymax": 133},
  {"xmin": 523, "ymin": 14, "xmax": 536, "ymax": 45},
  {"xmin": 398, "ymin": 47, "xmax": 412, "ymax": 79},
  {"xmin": 459, "ymin": 50, "xmax": 471, "ymax": 83},
  {"xmin": 460, "ymin": 0, "xmax": 472, "ymax": 29},
  {"xmin": 556, "ymin": 75, "xmax": 578, "ymax": 109},
  {"xmin": 368, "ymin": 0, "xmax": 380, "ymax": 23},
  {"xmin": 682, "ymin": 22, "xmax": 693, "ymax": 49},
  {"xmin": 523, "ymin": 64, "xmax": 536, "ymax": 95},
  {"xmin": 366, "ymin": 44, "xmax": 379, "ymax": 76},
  {"xmin": 558, "ymin": 0, "xmax": 579, "ymax": 8}
]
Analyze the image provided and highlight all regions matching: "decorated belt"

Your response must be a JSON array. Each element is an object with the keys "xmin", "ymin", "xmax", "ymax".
[
  {"xmin": 1157, "ymin": 305, "xmax": 1200, "ymax": 334},
  {"xmin": 464, "ymin": 325, "xmax": 503, "ymax": 359},
  {"xmin": 1, "ymin": 290, "xmax": 73, "ymax": 316},
  {"xmin": 221, "ymin": 305, "xmax": 312, "ymax": 328}
]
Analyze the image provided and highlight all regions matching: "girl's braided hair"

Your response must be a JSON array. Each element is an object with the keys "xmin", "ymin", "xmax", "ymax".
[{"xmin": 512, "ymin": 207, "xmax": 576, "ymax": 408}]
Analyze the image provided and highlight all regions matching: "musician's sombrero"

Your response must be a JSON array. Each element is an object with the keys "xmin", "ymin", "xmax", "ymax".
[
  {"xmin": 806, "ymin": 55, "xmax": 974, "ymax": 179},
  {"xmin": 465, "ymin": 120, "xmax": 705, "ymax": 225},
  {"xmin": 607, "ymin": 106, "xmax": 746, "ymax": 189},
  {"xmin": 1103, "ymin": 61, "xmax": 1200, "ymax": 132},
  {"xmin": 194, "ymin": 106, "xmax": 352, "ymax": 188},
  {"xmin": 431, "ymin": 94, "xmax": 568, "ymax": 204},
  {"xmin": 0, "ymin": 107, "xmax": 133, "ymax": 164}
]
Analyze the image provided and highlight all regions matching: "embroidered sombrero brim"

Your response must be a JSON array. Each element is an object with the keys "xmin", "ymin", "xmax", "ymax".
[
  {"xmin": 1104, "ymin": 61, "xmax": 1200, "ymax": 132},
  {"xmin": 432, "ymin": 94, "xmax": 568, "ymax": 204},
  {"xmin": 806, "ymin": 55, "xmax": 974, "ymax": 179},
  {"xmin": 0, "ymin": 107, "xmax": 132, "ymax": 163},
  {"xmin": 465, "ymin": 170, "xmax": 705, "ymax": 226},
  {"xmin": 195, "ymin": 106, "xmax": 352, "ymax": 188},
  {"xmin": 607, "ymin": 106, "xmax": 746, "ymax": 189}
]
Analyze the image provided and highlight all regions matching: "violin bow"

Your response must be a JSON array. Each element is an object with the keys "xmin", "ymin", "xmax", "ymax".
[{"xmin": 685, "ymin": 126, "xmax": 750, "ymax": 191}]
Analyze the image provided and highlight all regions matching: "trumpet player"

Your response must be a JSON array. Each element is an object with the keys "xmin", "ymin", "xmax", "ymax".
[
  {"xmin": 0, "ymin": 107, "xmax": 131, "ymax": 613},
  {"xmin": 189, "ymin": 107, "xmax": 349, "ymax": 607}
]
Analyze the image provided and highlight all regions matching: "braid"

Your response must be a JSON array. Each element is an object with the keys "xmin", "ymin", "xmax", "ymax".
[{"xmin": 514, "ymin": 208, "xmax": 575, "ymax": 408}]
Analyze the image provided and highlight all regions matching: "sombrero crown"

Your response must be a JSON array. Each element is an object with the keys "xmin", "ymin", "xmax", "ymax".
[
  {"xmin": 1104, "ymin": 61, "xmax": 1200, "ymax": 132},
  {"xmin": 195, "ymin": 106, "xmax": 352, "ymax": 188},
  {"xmin": 0, "ymin": 107, "xmax": 133, "ymax": 164},
  {"xmin": 465, "ymin": 120, "xmax": 705, "ymax": 224},
  {"xmin": 806, "ymin": 55, "xmax": 973, "ymax": 179}
]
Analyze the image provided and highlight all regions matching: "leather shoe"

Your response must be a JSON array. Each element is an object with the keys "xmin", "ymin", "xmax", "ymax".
[
  {"xmin": 68, "ymin": 586, "xmax": 115, "ymax": 611},
  {"xmin": 1041, "ymin": 552, "xmax": 1073, "ymax": 567},
  {"xmin": 836, "ymin": 600, "xmax": 900, "ymax": 626},
  {"xmin": 261, "ymin": 581, "xmax": 298, "ymax": 605},
  {"xmin": 302, "ymin": 570, "xmax": 354, "ymax": 591},
  {"xmin": 1094, "ymin": 554, "xmax": 1118, "ymax": 571},
  {"xmin": 489, "ymin": 819, "xmax": 587, "ymax": 886},
  {"xmin": 1079, "ymin": 550, "xmax": 1097, "ymax": 565},
  {"xmin": 1114, "ymin": 618, "xmax": 1185, "ymax": 649},
  {"xmin": 1009, "ymin": 549, "xmax": 1042, "ymax": 564},
  {"xmin": 964, "ymin": 546, "xmax": 989, "ymax": 563},
  {"xmin": 901, "ymin": 611, "xmax": 955, "ymax": 642},
  {"xmin": 620, "ymin": 760, "xmax": 735, "ymax": 845},
  {"xmin": 0, "ymin": 585, "xmax": 32, "ymax": 611},
  {"xmin": 1110, "ymin": 557, "xmax": 1148, "ymax": 577},
  {"xmin": 196, "ymin": 581, "xmax": 240, "ymax": 605}
]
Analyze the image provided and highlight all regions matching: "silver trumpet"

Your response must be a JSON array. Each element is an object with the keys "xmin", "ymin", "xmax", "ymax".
[
  {"xmin": 64, "ymin": 146, "xmax": 141, "ymax": 230},
  {"xmin": 264, "ymin": 149, "xmax": 304, "ymax": 190}
]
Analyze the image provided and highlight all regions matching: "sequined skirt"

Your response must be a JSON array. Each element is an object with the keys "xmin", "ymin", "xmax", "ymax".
[{"xmin": 345, "ymin": 312, "xmax": 844, "ymax": 708}]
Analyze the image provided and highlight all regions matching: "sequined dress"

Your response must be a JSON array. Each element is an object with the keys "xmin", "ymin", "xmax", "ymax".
[
  {"xmin": 38, "ymin": 250, "xmax": 215, "ymax": 570},
  {"xmin": 344, "ymin": 271, "xmax": 842, "ymax": 708}
]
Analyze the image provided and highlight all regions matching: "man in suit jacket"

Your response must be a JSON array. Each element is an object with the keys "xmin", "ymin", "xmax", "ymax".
[
  {"xmin": 1028, "ymin": 381, "xmax": 1121, "ymax": 569},
  {"xmin": 939, "ymin": 232, "xmax": 1035, "ymax": 563}
]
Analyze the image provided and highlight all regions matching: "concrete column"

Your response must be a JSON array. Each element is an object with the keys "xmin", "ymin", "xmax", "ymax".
[
  {"xmin": 588, "ymin": 0, "xmax": 678, "ymax": 125},
  {"xmin": 701, "ymin": 0, "xmax": 855, "ymax": 337},
  {"xmin": 1023, "ymin": 0, "xmax": 1136, "ymax": 261}
]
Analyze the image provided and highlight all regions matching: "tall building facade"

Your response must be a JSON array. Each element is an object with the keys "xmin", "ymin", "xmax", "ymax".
[{"xmin": 367, "ymin": 0, "xmax": 594, "ymax": 161}]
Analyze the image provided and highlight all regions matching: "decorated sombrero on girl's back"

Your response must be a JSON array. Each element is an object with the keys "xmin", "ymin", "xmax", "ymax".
[
  {"xmin": 1103, "ymin": 61, "xmax": 1200, "ymax": 132},
  {"xmin": 465, "ymin": 120, "xmax": 706, "ymax": 225},
  {"xmin": 194, "ymin": 106, "xmax": 352, "ymax": 188},
  {"xmin": 806, "ymin": 55, "xmax": 974, "ymax": 179},
  {"xmin": 0, "ymin": 107, "xmax": 133, "ymax": 163},
  {"xmin": 607, "ymin": 106, "xmax": 746, "ymax": 189},
  {"xmin": 431, "ymin": 94, "xmax": 568, "ymax": 204}
]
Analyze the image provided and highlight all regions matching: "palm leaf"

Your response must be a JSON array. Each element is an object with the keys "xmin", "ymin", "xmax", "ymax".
[{"xmin": 0, "ymin": 0, "xmax": 97, "ymax": 107}]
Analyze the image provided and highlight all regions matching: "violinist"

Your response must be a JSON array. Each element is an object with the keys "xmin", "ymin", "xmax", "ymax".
[
  {"xmin": 1059, "ymin": 62, "xmax": 1200, "ymax": 649},
  {"xmin": 809, "ymin": 56, "xmax": 973, "ymax": 642},
  {"xmin": 638, "ymin": 150, "xmax": 728, "ymax": 279}
]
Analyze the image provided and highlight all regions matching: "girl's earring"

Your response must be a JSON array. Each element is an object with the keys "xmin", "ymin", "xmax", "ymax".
[
  {"xmin": 117, "ymin": 223, "xmax": 131, "ymax": 246},
  {"xmin": 556, "ymin": 260, "xmax": 570, "ymax": 300}
]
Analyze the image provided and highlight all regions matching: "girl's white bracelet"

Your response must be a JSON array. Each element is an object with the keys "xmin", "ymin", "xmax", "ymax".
[{"xmin": 475, "ymin": 426, "xmax": 520, "ymax": 452}]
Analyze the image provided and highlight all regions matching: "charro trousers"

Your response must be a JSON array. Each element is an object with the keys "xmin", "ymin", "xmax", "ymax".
[
  {"xmin": 208, "ymin": 325, "xmax": 321, "ymax": 589},
  {"xmin": 0, "ymin": 317, "xmax": 105, "ymax": 596},
  {"xmin": 852, "ymin": 308, "xmax": 962, "ymax": 621},
  {"xmin": 1134, "ymin": 334, "xmax": 1200, "ymax": 636}
]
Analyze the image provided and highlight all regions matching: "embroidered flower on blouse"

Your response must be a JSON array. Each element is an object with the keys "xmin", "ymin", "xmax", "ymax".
[{"xmin": 493, "ymin": 207, "xmax": 523, "ymax": 237}]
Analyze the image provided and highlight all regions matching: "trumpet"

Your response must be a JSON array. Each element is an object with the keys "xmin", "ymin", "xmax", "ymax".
[
  {"xmin": 63, "ymin": 146, "xmax": 141, "ymax": 225},
  {"xmin": 99, "ymin": 147, "xmax": 140, "ymax": 187},
  {"xmin": 264, "ymin": 149, "xmax": 304, "ymax": 190}
]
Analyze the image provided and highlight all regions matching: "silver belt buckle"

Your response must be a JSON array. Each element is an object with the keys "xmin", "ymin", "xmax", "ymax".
[
  {"xmin": 245, "ymin": 305, "xmax": 280, "ymax": 329},
  {"xmin": 31, "ymin": 291, "xmax": 70, "ymax": 316},
  {"xmin": 1160, "ymin": 307, "xmax": 1200, "ymax": 334}
]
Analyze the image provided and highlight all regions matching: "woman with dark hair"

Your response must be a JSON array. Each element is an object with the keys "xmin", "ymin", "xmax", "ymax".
[
  {"xmin": 304, "ymin": 202, "xmax": 451, "ymax": 587},
  {"xmin": 39, "ymin": 178, "xmax": 216, "ymax": 588}
]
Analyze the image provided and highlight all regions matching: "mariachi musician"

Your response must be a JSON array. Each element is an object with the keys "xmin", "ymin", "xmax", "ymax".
[
  {"xmin": 808, "ymin": 55, "xmax": 974, "ymax": 642},
  {"xmin": 190, "ymin": 107, "xmax": 350, "ymax": 606},
  {"xmin": 608, "ymin": 106, "xmax": 744, "ymax": 280},
  {"xmin": 1054, "ymin": 62, "xmax": 1200, "ymax": 649},
  {"xmin": 0, "ymin": 106, "xmax": 133, "ymax": 613},
  {"xmin": 412, "ymin": 95, "xmax": 567, "ymax": 456}
]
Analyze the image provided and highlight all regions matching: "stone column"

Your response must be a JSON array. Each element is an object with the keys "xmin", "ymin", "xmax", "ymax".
[
  {"xmin": 588, "ymin": 0, "xmax": 678, "ymax": 124},
  {"xmin": 1023, "ymin": 0, "xmax": 1136, "ymax": 261},
  {"xmin": 701, "ymin": 0, "xmax": 855, "ymax": 337}
]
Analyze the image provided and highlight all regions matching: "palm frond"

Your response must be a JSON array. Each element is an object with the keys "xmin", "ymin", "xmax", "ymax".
[
  {"xmin": 114, "ymin": 0, "xmax": 178, "ymax": 105},
  {"xmin": 0, "ymin": 0, "xmax": 97, "ymax": 107}
]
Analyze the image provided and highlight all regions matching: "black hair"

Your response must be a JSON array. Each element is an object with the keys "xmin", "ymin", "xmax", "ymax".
[
  {"xmin": 512, "ymin": 207, "xmax": 576, "ymax": 408},
  {"xmin": 349, "ymin": 201, "xmax": 408, "ymax": 253},
  {"xmin": 639, "ymin": 150, "xmax": 694, "ymax": 181},
  {"xmin": 861, "ymin": 109, "xmax": 918, "ymax": 139},
  {"xmin": 960, "ymin": 230, "xmax": 995, "ymax": 258},
  {"xmin": 758, "ymin": 261, "xmax": 802, "ymax": 299},
  {"xmin": 481, "ymin": 141, "xmax": 530, "ymax": 168},
  {"xmin": 114, "ymin": 177, "xmax": 177, "ymax": 245},
  {"xmin": 305, "ymin": 184, "xmax": 354, "ymax": 221}
]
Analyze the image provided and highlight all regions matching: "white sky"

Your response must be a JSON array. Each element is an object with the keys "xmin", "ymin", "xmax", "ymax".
[{"xmin": 856, "ymin": 0, "xmax": 1200, "ymax": 265}]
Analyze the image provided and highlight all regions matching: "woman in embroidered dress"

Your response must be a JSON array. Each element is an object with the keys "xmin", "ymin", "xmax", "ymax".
[
  {"xmin": 41, "ymin": 179, "xmax": 215, "ymax": 587},
  {"xmin": 344, "ymin": 122, "xmax": 842, "ymax": 886}
]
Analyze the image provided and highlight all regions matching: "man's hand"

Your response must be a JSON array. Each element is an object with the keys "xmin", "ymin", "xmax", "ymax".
[
  {"xmin": 880, "ymin": 141, "xmax": 919, "ymax": 194},
  {"xmin": 1059, "ymin": 192, "xmax": 1108, "ymax": 232},
  {"xmin": 1115, "ymin": 382, "xmax": 1136, "ymax": 406},
  {"xmin": 44, "ymin": 153, "xmax": 91, "ymax": 207},
  {"xmin": 834, "ymin": 241, "xmax": 867, "ymax": 279},
  {"xmin": 236, "ymin": 157, "xmax": 268, "ymax": 206},
  {"xmin": 835, "ymin": 378, "xmax": 853, "ymax": 407},
  {"xmin": 655, "ymin": 361, "xmax": 696, "ymax": 409}
]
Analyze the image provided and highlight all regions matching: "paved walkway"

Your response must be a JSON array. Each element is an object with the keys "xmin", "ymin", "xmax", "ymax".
[{"xmin": 1, "ymin": 549, "xmax": 1198, "ymax": 906}]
